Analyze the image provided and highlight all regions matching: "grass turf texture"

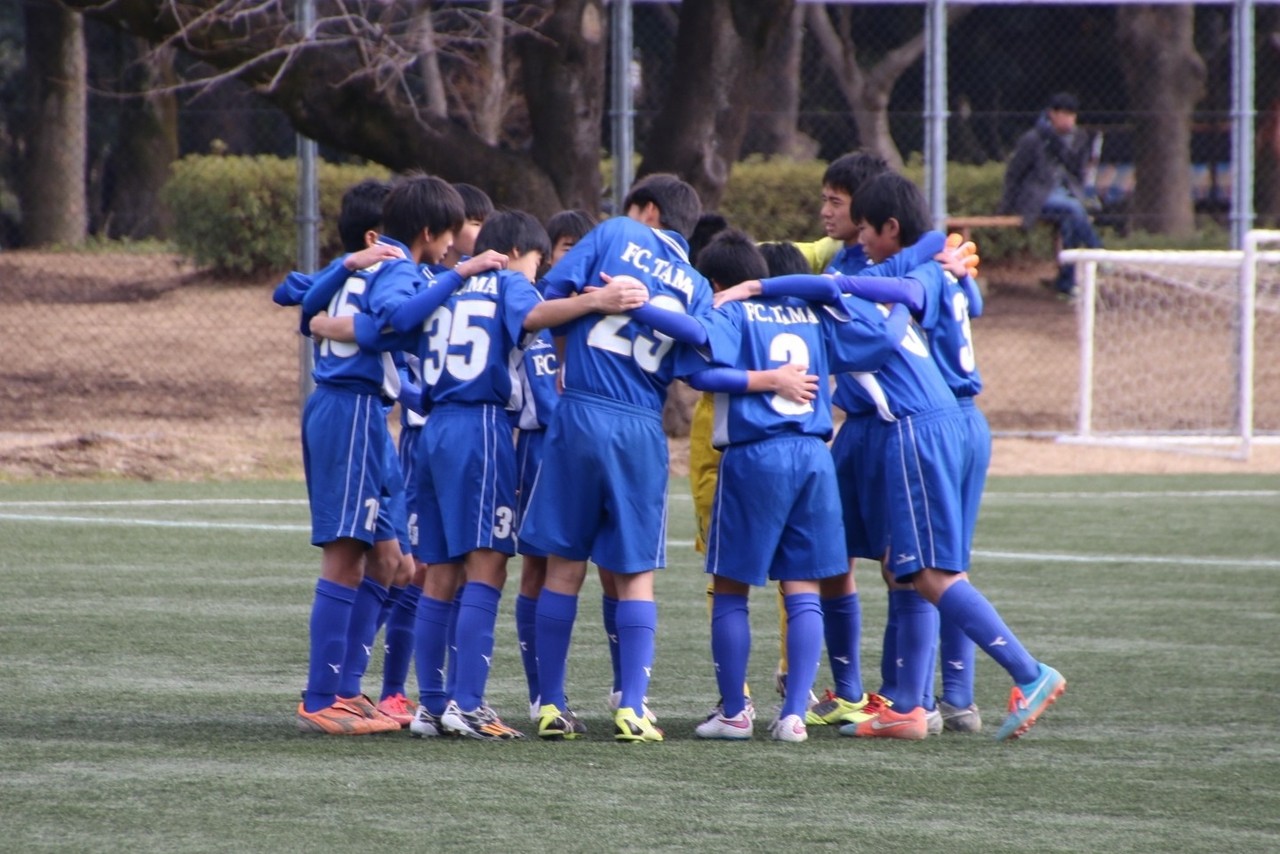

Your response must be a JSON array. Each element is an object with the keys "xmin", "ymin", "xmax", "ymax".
[{"xmin": 1, "ymin": 475, "xmax": 1278, "ymax": 852}]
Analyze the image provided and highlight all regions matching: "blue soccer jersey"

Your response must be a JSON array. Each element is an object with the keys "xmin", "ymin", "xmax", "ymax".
[
  {"xmin": 913, "ymin": 265, "xmax": 984, "ymax": 399},
  {"xmin": 831, "ymin": 298, "xmax": 958, "ymax": 421},
  {"xmin": 516, "ymin": 331, "xmax": 560, "ymax": 431},
  {"xmin": 309, "ymin": 239, "xmax": 420, "ymax": 396},
  {"xmin": 420, "ymin": 269, "xmax": 541, "ymax": 408},
  {"xmin": 678, "ymin": 296, "xmax": 904, "ymax": 447},
  {"xmin": 825, "ymin": 243, "xmax": 869, "ymax": 276},
  {"xmin": 541, "ymin": 216, "xmax": 712, "ymax": 411}
]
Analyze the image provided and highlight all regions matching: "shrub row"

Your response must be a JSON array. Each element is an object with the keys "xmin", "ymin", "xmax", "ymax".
[
  {"xmin": 161, "ymin": 154, "xmax": 1080, "ymax": 274},
  {"xmin": 162, "ymin": 155, "xmax": 389, "ymax": 275}
]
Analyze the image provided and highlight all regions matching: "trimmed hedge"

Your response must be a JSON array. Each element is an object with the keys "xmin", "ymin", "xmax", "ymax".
[
  {"xmin": 161, "ymin": 155, "xmax": 389, "ymax": 275},
  {"xmin": 169, "ymin": 154, "xmax": 1212, "ymax": 273}
]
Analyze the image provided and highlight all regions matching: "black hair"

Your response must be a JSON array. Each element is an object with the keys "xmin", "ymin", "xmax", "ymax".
[
  {"xmin": 381, "ymin": 173, "xmax": 465, "ymax": 247},
  {"xmin": 850, "ymin": 172, "xmax": 931, "ymax": 250},
  {"xmin": 545, "ymin": 209, "xmax": 597, "ymax": 245},
  {"xmin": 623, "ymin": 173, "xmax": 702, "ymax": 240},
  {"xmin": 1047, "ymin": 92, "xmax": 1080, "ymax": 113},
  {"xmin": 695, "ymin": 229, "xmax": 768, "ymax": 289},
  {"xmin": 454, "ymin": 182, "xmax": 495, "ymax": 222},
  {"xmin": 822, "ymin": 150, "xmax": 891, "ymax": 198},
  {"xmin": 474, "ymin": 209, "xmax": 551, "ymax": 259},
  {"xmin": 759, "ymin": 241, "xmax": 811, "ymax": 277},
  {"xmin": 337, "ymin": 179, "xmax": 390, "ymax": 253},
  {"xmin": 688, "ymin": 212, "xmax": 730, "ymax": 266}
]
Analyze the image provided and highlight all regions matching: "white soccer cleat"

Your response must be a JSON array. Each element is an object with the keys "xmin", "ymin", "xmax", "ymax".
[
  {"xmin": 695, "ymin": 708, "xmax": 754, "ymax": 740},
  {"xmin": 769, "ymin": 714, "xmax": 808, "ymax": 743}
]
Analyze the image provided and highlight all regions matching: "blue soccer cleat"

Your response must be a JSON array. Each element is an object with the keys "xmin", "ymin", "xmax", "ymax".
[{"xmin": 995, "ymin": 663, "xmax": 1066, "ymax": 741}]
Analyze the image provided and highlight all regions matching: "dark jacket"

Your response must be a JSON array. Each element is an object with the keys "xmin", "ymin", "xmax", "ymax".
[{"xmin": 999, "ymin": 115, "xmax": 1094, "ymax": 228}]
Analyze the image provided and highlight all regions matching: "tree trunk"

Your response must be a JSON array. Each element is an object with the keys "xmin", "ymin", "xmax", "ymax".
[
  {"xmin": 516, "ymin": 0, "xmax": 607, "ymax": 215},
  {"xmin": 19, "ymin": 1, "xmax": 87, "ymax": 247},
  {"xmin": 1116, "ymin": 5, "xmax": 1205, "ymax": 236},
  {"xmin": 103, "ymin": 43, "xmax": 179, "ymax": 240},
  {"xmin": 639, "ymin": 0, "xmax": 795, "ymax": 209},
  {"xmin": 740, "ymin": 6, "xmax": 811, "ymax": 159}
]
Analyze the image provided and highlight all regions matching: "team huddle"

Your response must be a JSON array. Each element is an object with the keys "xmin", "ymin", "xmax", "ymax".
[{"xmin": 274, "ymin": 151, "xmax": 1066, "ymax": 745}]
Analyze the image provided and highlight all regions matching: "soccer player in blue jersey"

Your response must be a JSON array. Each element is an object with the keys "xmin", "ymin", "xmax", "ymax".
[
  {"xmin": 275, "ymin": 179, "xmax": 419, "ymax": 734},
  {"xmin": 806, "ymin": 173, "xmax": 989, "ymax": 733},
  {"xmin": 635, "ymin": 230, "xmax": 909, "ymax": 742},
  {"xmin": 512, "ymin": 209, "xmax": 597, "ymax": 733},
  {"xmin": 723, "ymin": 177, "xmax": 1067, "ymax": 742},
  {"xmin": 518, "ymin": 173, "xmax": 713, "ymax": 743}
]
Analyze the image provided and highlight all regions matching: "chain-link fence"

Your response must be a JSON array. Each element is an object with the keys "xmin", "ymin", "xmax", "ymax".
[{"xmin": 2, "ymin": 2, "xmax": 1277, "ymax": 476}]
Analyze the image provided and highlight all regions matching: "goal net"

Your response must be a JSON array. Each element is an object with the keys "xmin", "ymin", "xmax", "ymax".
[{"xmin": 1059, "ymin": 230, "xmax": 1280, "ymax": 460}]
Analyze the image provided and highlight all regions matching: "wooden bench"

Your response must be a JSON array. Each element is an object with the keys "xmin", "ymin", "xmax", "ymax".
[{"xmin": 945, "ymin": 214, "xmax": 1062, "ymax": 254}]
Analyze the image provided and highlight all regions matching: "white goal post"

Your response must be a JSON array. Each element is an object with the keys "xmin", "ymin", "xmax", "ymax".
[{"xmin": 1059, "ymin": 230, "xmax": 1280, "ymax": 460}]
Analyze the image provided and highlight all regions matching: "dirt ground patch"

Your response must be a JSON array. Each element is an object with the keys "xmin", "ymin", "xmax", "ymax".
[{"xmin": 2, "ymin": 250, "xmax": 1277, "ymax": 480}]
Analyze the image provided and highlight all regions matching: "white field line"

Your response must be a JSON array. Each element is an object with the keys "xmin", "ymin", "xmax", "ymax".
[
  {"xmin": 0, "ymin": 499, "xmax": 307, "ymax": 507},
  {"xmin": 0, "ymin": 491, "xmax": 1274, "ymax": 571},
  {"xmin": 0, "ymin": 513, "xmax": 308, "ymax": 533}
]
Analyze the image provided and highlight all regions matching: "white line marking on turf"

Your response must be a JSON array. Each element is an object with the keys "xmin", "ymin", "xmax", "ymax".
[
  {"xmin": 0, "ymin": 513, "xmax": 308, "ymax": 533},
  {"xmin": 986, "ymin": 490, "xmax": 1278, "ymax": 500},
  {"xmin": 0, "ymin": 499, "xmax": 307, "ymax": 507},
  {"xmin": 973, "ymin": 549, "xmax": 1280, "ymax": 569}
]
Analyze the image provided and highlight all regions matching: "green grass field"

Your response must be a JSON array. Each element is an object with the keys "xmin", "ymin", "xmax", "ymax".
[{"xmin": 2, "ymin": 475, "xmax": 1278, "ymax": 852}]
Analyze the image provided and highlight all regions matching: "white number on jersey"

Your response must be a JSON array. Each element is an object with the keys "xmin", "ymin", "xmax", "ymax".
[
  {"xmin": 950, "ymin": 291, "xmax": 977, "ymax": 373},
  {"xmin": 319, "ymin": 275, "xmax": 366, "ymax": 359},
  {"xmin": 768, "ymin": 332, "xmax": 814, "ymax": 415},
  {"xmin": 875, "ymin": 302, "xmax": 929, "ymax": 358},
  {"xmin": 587, "ymin": 294, "xmax": 685, "ymax": 373},
  {"xmin": 423, "ymin": 301, "xmax": 498, "ymax": 384}
]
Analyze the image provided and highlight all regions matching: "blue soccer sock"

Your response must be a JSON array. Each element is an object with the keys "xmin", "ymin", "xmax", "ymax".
[
  {"xmin": 821, "ymin": 592, "xmax": 863, "ymax": 702},
  {"xmin": 879, "ymin": 592, "xmax": 899, "ymax": 699},
  {"xmin": 601, "ymin": 594, "xmax": 622, "ymax": 694},
  {"xmin": 936, "ymin": 579, "xmax": 1039, "ymax": 685},
  {"xmin": 379, "ymin": 583, "xmax": 420, "ymax": 700},
  {"xmin": 303, "ymin": 578, "xmax": 357, "ymax": 713},
  {"xmin": 710, "ymin": 594, "xmax": 751, "ymax": 718},
  {"xmin": 535, "ymin": 590, "xmax": 579, "ymax": 710},
  {"xmin": 940, "ymin": 610, "xmax": 977, "ymax": 708},
  {"xmin": 445, "ymin": 588, "xmax": 463, "ymax": 699},
  {"xmin": 616, "ymin": 599, "xmax": 657, "ymax": 712},
  {"xmin": 377, "ymin": 583, "xmax": 404, "ymax": 632},
  {"xmin": 515, "ymin": 593, "xmax": 540, "ymax": 706},
  {"xmin": 413, "ymin": 594, "xmax": 453, "ymax": 715},
  {"xmin": 890, "ymin": 589, "xmax": 938, "ymax": 712},
  {"xmin": 337, "ymin": 576, "xmax": 389, "ymax": 699},
  {"xmin": 452, "ymin": 582, "xmax": 502, "ymax": 711},
  {"xmin": 782, "ymin": 593, "xmax": 823, "ymax": 719}
]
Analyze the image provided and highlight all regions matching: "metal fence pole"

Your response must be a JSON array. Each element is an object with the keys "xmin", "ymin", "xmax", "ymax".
[
  {"xmin": 296, "ymin": 0, "xmax": 319, "ymax": 404},
  {"xmin": 924, "ymin": 0, "xmax": 948, "ymax": 230},
  {"xmin": 610, "ymin": 0, "xmax": 634, "ymax": 212},
  {"xmin": 1231, "ymin": 0, "xmax": 1255, "ymax": 249}
]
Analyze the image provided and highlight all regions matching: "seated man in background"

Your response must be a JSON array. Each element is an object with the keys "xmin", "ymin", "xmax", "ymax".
[{"xmin": 1000, "ymin": 91, "xmax": 1103, "ymax": 298}]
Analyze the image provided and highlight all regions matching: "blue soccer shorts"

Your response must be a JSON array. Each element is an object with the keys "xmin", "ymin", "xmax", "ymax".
[
  {"xmin": 302, "ymin": 385, "xmax": 390, "ymax": 548},
  {"xmin": 882, "ymin": 407, "xmax": 968, "ymax": 579},
  {"xmin": 957, "ymin": 397, "xmax": 991, "ymax": 559},
  {"xmin": 397, "ymin": 423, "xmax": 422, "ymax": 551},
  {"xmin": 514, "ymin": 428, "xmax": 548, "ymax": 558},
  {"xmin": 705, "ymin": 434, "xmax": 847, "ymax": 587},
  {"xmin": 414, "ymin": 403, "xmax": 518, "ymax": 564},
  {"xmin": 518, "ymin": 390, "xmax": 668, "ymax": 574},
  {"xmin": 379, "ymin": 424, "xmax": 410, "ymax": 554},
  {"xmin": 830, "ymin": 412, "xmax": 889, "ymax": 561}
]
